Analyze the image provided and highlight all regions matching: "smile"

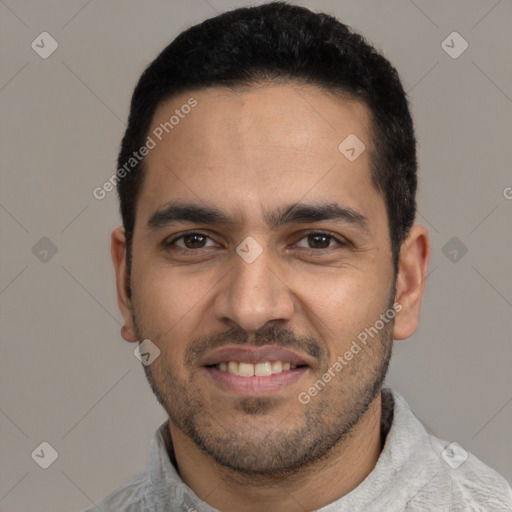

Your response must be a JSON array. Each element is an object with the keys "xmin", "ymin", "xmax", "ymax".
[
  {"xmin": 200, "ymin": 345, "xmax": 313, "ymax": 394},
  {"xmin": 215, "ymin": 360, "xmax": 302, "ymax": 376}
]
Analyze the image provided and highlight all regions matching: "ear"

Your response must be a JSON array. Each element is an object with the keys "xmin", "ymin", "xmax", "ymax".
[
  {"xmin": 393, "ymin": 224, "xmax": 430, "ymax": 340},
  {"xmin": 111, "ymin": 227, "xmax": 138, "ymax": 343}
]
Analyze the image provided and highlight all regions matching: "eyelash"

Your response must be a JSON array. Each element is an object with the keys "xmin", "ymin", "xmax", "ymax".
[{"xmin": 164, "ymin": 230, "xmax": 347, "ymax": 251}]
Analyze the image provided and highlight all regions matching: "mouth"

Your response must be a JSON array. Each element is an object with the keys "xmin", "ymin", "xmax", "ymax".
[
  {"xmin": 211, "ymin": 360, "xmax": 305, "ymax": 376},
  {"xmin": 201, "ymin": 345, "xmax": 312, "ymax": 395}
]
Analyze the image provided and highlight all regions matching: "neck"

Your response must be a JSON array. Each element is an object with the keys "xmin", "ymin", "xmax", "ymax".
[{"xmin": 169, "ymin": 393, "xmax": 383, "ymax": 512}]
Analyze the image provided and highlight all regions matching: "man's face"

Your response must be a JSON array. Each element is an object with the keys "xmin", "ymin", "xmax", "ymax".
[{"xmin": 126, "ymin": 84, "xmax": 397, "ymax": 474}]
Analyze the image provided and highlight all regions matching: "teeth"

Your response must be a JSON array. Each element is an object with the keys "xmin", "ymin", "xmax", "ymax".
[
  {"xmin": 238, "ymin": 362, "xmax": 254, "ymax": 377},
  {"xmin": 255, "ymin": 361, "xmax": 272, "ymax": 377},
  {"xmin": 228, "ymin": 361, "xmax": 238, "ymax": 375},
  {"xmin": 216, "ymin": 360, "xmax": 301, "ymax": 377},
  {"xmin": 271, "ymin": 361, "xmax": 282, "ymax": 374}
]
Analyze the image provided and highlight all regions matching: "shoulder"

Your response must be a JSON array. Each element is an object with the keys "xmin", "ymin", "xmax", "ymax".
[
  {"xmin": 388, "ymin": 391, "xmax": 512, "ymax": 511},
  {"xmin": 81, "ymin": 469, "xmax": 150, "ymax": 512},
  {"xmin": 428, "ymin": 435, "xmax": 512, "ymax": 510}
]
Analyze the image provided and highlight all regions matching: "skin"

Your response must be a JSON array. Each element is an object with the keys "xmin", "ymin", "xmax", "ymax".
[{"xmin": 111, "ymin": 84, "xmax": 430, "ymax": 512}]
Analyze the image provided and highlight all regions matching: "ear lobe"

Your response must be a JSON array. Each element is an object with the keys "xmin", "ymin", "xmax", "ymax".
[
  {"xmin": 393, "ymin": 224, "xmax": 430, "ymax": 340},
  {"xmin": 111, "ymin": 227, "xmax": 138, "ymax": 343}
]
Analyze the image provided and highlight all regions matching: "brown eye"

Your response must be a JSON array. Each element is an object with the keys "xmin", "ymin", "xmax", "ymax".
[
  {"xmin": 167, "ymin": 232, "xmax": 217, "ymax": 250},
  {"xmin": 307, "ymin": 234, "xmax": 332, "ymax": 249},
  {"xmin": 295, "ymin": 232, "xmax": 341, "ymax": 249},
  {"xmin": 182, "ymin": 233, "xmax": 207, "ymax": 248}
]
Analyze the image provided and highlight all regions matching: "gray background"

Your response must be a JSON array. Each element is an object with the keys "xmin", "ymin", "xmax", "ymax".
[{"xmin": 1, "ymin": 1, "xmax": 511, "ymax": 510}]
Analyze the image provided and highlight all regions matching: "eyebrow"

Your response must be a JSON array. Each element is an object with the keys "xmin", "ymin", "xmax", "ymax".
[{"xmin": 147, "ymin": 201, "xmax": 368, "ymax": 232}]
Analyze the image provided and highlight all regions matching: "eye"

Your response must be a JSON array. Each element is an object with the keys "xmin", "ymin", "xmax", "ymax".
[
  {"xmin": 166, "ymin": 232, "xmax": 218, "ymax": 250},
  {"xmin": 294, "ymin": 232, "xmax": 344, "ymax": 249}
]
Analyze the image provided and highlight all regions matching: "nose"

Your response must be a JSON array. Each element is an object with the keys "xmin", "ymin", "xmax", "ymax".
[{"xmin": 212, "ymin": 247, "xmax": 295, "ymax": 332}]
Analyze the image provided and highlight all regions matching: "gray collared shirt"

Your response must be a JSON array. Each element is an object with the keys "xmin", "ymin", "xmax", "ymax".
[{"xmin": 83, "ymin": 389, "xmax": 512, "ymax": 511}]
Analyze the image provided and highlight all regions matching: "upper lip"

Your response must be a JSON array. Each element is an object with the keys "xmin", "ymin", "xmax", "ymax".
[{"xmin": 200, "ymin": 345, "xmax": 313, "ymax": 367}]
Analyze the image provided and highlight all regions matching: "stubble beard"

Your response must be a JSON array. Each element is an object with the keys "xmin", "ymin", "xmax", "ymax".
[{"xmin": 134, "ymin": 303, "xmax": 394, "ymax": 477}]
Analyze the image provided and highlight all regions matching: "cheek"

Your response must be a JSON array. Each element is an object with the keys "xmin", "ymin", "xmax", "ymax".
[
  {"xmin": 134, "ymin": 257, "xmax": 201, "ymax": 315},
  {"xmin": 131, "ymin": 262, "xmax": 207, "ymax": 365},
  {"xmin": 296, "ymin": 270, "xmax": 391, "ymax": 352}
]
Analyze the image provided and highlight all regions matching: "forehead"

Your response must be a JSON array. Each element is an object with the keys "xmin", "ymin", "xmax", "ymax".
[{"xmin": 136, "ymin": 84, "xmax": 384, "ymax": 229}]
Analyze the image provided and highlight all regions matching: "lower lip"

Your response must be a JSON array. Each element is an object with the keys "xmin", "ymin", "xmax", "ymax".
[{"xmin": 204, "ymin": 366, "xmax": 309, "ymax": 395}]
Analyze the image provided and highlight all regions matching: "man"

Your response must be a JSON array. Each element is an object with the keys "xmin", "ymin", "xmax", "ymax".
[{"xmin": 86, "ymin": 2, "xmax": 512, "ymax": 511}]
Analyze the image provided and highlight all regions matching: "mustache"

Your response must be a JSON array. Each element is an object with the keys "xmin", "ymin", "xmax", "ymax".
[{"xmin": 184, "ymin": 324, "xmax": 324, "ymax": 367}]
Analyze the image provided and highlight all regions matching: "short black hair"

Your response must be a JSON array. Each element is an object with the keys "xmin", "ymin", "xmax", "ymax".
[{"xmin": 117, "ymin": 1, "xmax": 417, "ymax": 272}]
